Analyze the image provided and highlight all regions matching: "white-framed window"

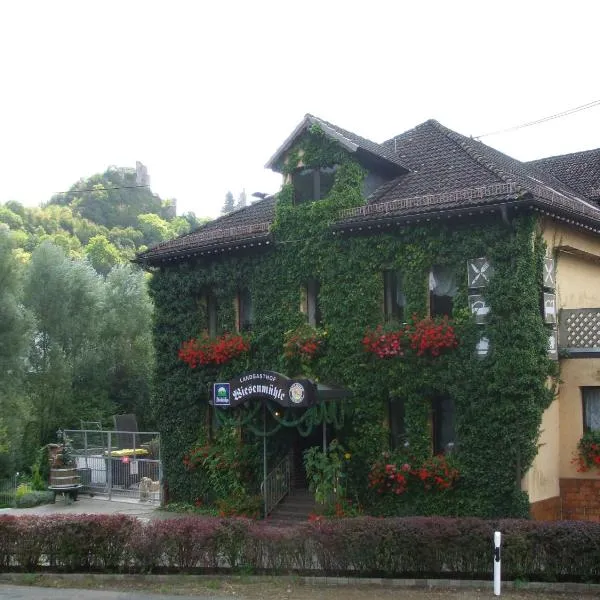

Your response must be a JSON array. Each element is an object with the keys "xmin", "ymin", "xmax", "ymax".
[{"xmin": 583, "ymin": 387, "xmax": 600, "ymax": 431}]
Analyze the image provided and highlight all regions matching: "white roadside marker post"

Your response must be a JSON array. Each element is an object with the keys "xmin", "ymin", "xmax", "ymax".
[{"xmin": 494, "ymin": 530, "xmax": 502, "ymax": 596}]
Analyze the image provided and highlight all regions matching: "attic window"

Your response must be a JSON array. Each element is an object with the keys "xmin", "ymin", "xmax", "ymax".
[{"xmin": 292, "ymin": 166, "xmax": 337, "ymax": 204}]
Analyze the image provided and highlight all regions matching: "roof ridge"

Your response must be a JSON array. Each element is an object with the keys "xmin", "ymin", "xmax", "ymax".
[
  {"xmin": 527, "ymin": 147, "xmax": 600, "ymax": 163},
  {"xmin": 429, "ymin": 121, "xmax": 514, "ymax": 186}
]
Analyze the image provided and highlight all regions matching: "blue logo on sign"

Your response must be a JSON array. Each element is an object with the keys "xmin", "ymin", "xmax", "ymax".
[{"xmin": 213, "ymin": 383, "xmax": 230, "ymax": 406}]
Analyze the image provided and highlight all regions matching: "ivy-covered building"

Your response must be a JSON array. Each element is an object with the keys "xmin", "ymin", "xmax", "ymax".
[{"xmin": 138, "ymin": 115, "xmax": 600, "ymax": 520}]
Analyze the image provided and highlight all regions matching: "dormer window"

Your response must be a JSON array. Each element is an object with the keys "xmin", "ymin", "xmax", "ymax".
[{"xmin": 292, "ymin": 166, "xmax": 337, "ymax": 204}]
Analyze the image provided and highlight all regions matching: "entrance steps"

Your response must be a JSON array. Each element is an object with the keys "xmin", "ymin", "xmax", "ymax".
[{"xmin": 266, "ymin": 488, "xmax": 318, "ymax": 526}]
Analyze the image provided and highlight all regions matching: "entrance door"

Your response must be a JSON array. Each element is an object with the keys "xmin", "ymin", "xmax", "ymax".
[{"xmin": 292, "ymin": 424, "xmax": 330, "ymax": 490}]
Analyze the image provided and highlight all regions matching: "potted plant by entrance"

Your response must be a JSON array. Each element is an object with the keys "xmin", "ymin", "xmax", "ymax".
[{"xmin": 49, "ymin": 429, "xmax": 81, "ymax": 492}]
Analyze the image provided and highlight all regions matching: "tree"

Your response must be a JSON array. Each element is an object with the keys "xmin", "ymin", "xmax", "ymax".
[
  {"xmin": 23, "ymin": 242, "xmax": 110, "ymax": 446},
  {"xmin": 181, "ymin": 211, "xmax": 209, "ymax": 231},
  {"xmin": 236, "ymin": 189, "xmax": 247, "ymax": 210},
  {"xmin": 48, "ymin": 167, "xmax": 162, "ymax": 229},
  {"xmin": 102, "ymin": 265, "xmax": 154, "ymax": 424},
  {"xmin": 221, "ymin": 191, "xmax": 235, "ymax": 215},
  {"xmin": 0, "ymin": 230, "xmax": 32, "ymax": 475},
  {"xmin": 0, "ymin": 206, "xmax": 24, "ymax": 230},
  {"xmin": 85, "ymin": 235, "xmax": 122, "ymax": 276},
  {"xmin": 137, "ymin": 213, "xmax": 171, "ymax": 246}
]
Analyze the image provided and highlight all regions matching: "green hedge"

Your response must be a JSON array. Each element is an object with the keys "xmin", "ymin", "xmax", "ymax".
[{"xmin": 1, "ymin": 514, "xmax": 599, "ymax": 582}]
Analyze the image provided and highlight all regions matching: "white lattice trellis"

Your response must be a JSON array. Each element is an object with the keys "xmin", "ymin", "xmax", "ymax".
[{"xmin": 561, "ymin": 310, "xmax": 600, "ymax": 348}]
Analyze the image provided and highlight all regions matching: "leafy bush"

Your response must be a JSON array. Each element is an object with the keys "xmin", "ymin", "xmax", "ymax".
[
  {"xmin": 15, "ymin": 483, "xmax": 33, "ymax": 499},
  {"xmin": 0, "ymin": 514, "xmax": 599, "ymax": 581},
  {"xmin": 15, "ymin": 490, "xmax": 54, "ymax": 508}
]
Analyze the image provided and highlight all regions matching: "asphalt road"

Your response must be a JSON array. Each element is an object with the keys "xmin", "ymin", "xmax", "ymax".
[{"xmin": 0, "ymin": 587, "xmax": 233, "ymax": 600}]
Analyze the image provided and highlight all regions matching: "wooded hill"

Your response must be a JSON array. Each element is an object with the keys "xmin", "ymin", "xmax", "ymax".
[
  {"xmin": 0, "ymin": 165, "xmax": 207, "ymax": 273},
  {"xmin": 0, "ymin": 167, "xmax": 208, "ymax": 477}
]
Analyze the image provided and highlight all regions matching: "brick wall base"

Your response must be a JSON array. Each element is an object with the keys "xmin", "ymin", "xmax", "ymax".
[
  {"xmin": 530, "ymin": 478, "xmax": 600, "ymax": 522},
  {"xmin": 529, "ymin": 495, "xmax": 562, "ymax": 520},
  {"xmin": 560, "ymin": 478, "xmax": 600, "ymax": 522}
]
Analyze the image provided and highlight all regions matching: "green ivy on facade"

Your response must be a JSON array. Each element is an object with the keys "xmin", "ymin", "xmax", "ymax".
[{"xmin": 150, "ymin": 126, "xmax": 556, "ymax": 517}]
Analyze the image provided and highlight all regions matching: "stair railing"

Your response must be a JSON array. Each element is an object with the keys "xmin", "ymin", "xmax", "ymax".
[{"xmin": 261, "ymin": 451, "xmax": 292, "ymax": 517}]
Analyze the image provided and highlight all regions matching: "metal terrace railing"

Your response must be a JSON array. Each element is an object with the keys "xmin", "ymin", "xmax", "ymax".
[
  {"xmin": 65, "ymin": 429, "xmax": 162, "ymax": 504},
  {"xmin": 261, "ymin": 452, "xmax": 292, "ymax": 516},
  {"xmin": 0, "ymin": 473, "xmax": 18, "ymax": 508}
]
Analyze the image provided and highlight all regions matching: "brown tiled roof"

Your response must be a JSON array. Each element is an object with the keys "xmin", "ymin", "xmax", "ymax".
[
  {"xmin": 135, "ymin": 196, "xmax": 276, "ymax": 264},
  {"xmin": 336, "ymin": 120, "xmax": 600, "ymax": 229},
  {"xmin": 527, "ymin": 148, "xmax": 600, "ymax": 202},
  {"xmin": 138, "ymin": 116, "xmax": 600, "ymax": 265}
]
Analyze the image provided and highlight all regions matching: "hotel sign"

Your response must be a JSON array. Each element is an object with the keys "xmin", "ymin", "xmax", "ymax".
[{"xmin": 212, "ymin": 371, "xmax": 316, "ymax": 408}]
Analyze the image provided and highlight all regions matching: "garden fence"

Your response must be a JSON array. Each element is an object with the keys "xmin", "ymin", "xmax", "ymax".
[
  {"xmin": 0, "ymin": 473, "xmax": 18, "ymax": 508},
  {"xmin": 64, "ymin": 429, "xmax": 162, "ymax": 504}
]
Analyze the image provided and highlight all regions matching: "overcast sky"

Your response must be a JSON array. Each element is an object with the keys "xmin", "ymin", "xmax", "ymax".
[{"xmin": 1, "ymin": 1, "xmax": 598, "ymax": 219}]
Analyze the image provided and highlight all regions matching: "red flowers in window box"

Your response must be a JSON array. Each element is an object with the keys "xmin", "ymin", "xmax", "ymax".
[
  {"xmin": 368, "ymin": 452, "xmax": 459, "ymax": 495},
  {"xmin": 571, "ymin": 431, "xmax": 600, "ymax": 472},
  {"xmin": 283, "ymin": 324, "xmax": 327, "ymax": 362},
  {"xmin": 409, "ymin": 316, "xmax": 458, "ymax": 357},
  {"xmin": 363, "ymin": 316, "xmax": 458, "ymax": 359},
  {"xmin": 362, "ymin": 326, "xmax": 406, "ymax": 358},
  {"xmin": 178, "ymin": 332, "xmax": 250, "ymax": 367}
]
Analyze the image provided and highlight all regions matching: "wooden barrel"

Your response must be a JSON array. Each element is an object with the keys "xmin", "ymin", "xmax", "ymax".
[{"xmin": 50, "ymin": 468, "xmax": 81, "ymax": 487}]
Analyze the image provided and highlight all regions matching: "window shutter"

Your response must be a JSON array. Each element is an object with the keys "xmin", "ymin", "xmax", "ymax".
[
  {"xmin": 467, "ymin": 257, "xmax": 493, "ymax": 288},
  {"xmin": 469, "ymin": 294, "xmax": 490, "ymax": 324},
  {"xmin": 543, "ymin": 257, "xmax": 555, "ymax": 289},
  {"xmin": 544, "ymin": 293, "xmax": 557, "ymax": 324}
]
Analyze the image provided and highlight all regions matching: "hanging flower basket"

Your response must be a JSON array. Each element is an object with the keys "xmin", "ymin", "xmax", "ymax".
[
  {"xmin": 363, "ymin": 316, "xmax": 458, "ymax": 359},
  {"xmin": 178, "ymin": 332, "xmax": 250, "ymax": 367},
  {"xmin": 572, "ymin": 431, "xmax": 600, "ymax": 472}
]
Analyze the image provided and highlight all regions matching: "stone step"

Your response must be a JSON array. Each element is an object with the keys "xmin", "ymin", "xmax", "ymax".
[{"xmin": 267, "ymin": 490, "xmax": 319, "ymax": 525}]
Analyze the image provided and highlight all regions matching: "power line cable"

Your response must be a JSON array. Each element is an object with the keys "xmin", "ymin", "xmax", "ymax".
[
  {"xmin": 474, "ymin": 98, "xmax": 600, "ymax": 139},
  {"xmin": 51, "ymin": 184, "xmax": 152, "ymax": 196}
]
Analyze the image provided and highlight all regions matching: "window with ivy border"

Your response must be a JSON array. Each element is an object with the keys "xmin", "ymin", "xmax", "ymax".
[
  {"xmin": 384, "ymin": 270, "xmax": 406, "ymax": 323},
  {"xmin": 388, "ymin": 396, "xmax": 406, "ymax": 450},
  {"xmin": 432, "ymin": 395, "xmax": 456, "ymax": 455},
  {"xmin": 200, "ymin": 290, "xmax": 218, "ymax": 337},
  {"xmin": 301, "ymin": 278, "xmax": 322, "ymax": 327},
  {"xmin": 582, "ymin": 387, "xmax": 600, "ymax": 431},
  {"xmin": 237, "ymin": 288, "xmax": 254, "ymax": 332},
  {"xmin": 292, "ymin": 166, "xmax": 338, "ymax": 204},
  {"xmin": 429, "ymin": 265, "xmax": 458, "ymax": 318}
]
